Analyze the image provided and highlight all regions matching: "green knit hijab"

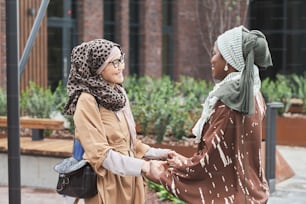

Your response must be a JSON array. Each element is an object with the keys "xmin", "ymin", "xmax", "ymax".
[{"xmin": 215, "ymin": 26, "xmax": 273, "ymax": 115}]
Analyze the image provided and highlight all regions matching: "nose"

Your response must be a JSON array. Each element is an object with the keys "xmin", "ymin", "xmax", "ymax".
[{"xmin": 210, "ymin": 57, "xmax": 214, "ymax": 66}]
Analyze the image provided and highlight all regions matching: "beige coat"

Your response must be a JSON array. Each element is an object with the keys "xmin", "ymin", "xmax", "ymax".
[{"xmin": 74, "ymin": 92, "xmax": 150, "ymax": 204}]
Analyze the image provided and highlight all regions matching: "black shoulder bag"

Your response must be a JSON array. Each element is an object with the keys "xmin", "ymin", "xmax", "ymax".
[{"xmin": 54, "ymin": 139, "xmax": 98, "ymax": 198}]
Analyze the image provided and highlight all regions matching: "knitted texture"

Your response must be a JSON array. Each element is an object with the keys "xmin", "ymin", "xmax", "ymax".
[{"xmin": 217, "ymin": 26, "xmax": 245, "ymax": 71}]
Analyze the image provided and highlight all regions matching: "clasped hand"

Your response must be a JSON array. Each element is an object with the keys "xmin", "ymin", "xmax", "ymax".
[{"xmin": 143, "ymin": 151, "xmax": 188, "ymax": 182}]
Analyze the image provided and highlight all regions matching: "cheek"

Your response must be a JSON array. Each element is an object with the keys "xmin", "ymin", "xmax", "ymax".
[{"xmin": 101, "ymin": 70, "xmax": 113, "ymax": 81}]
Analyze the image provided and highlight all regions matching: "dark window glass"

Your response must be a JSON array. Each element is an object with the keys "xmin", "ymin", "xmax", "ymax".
[
  {"xmin": 47, "ymin": 0, "xmax": 77, "ymax": 90},
  {"xmin": 249, "ymin": 0, "xmax": 283, "ymax": 30},
  {"xmin": 104, "ymin": 0, "xmax": 115, "ymax": 41},
  {"xmin": 162, "ymin": 0, "xmax": 173, "ymax": 77},
  {"xmin": 287, "ymin": 33, "xmax": 306, "ymax": 74},
  {"xmin": 48, "ymin": 0, "xmax": 63, "ymax": 18},
  {"xmin": 250, "ymin": 0, "xmax": 306, "ymax": 78},
  {"xmin": 129, "ymin": 0, "xmax": 140, "ymax": 75},
  {"xmin": 288, "ymin": 1, "xmax": 306, "ymax": 30},
  {"xmin": 48, "ymin": 28, "xmax": 63, "ymax": 89}
]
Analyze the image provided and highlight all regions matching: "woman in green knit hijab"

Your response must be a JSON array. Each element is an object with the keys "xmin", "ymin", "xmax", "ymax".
[{"xmin": 146, "ymin": 26, "xmax": 273, "ymax": 204}]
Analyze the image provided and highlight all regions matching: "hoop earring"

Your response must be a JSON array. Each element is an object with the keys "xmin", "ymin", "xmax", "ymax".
[{"xmin": 224, "ymin": 64, "xmax": 229, "ymax": 71}]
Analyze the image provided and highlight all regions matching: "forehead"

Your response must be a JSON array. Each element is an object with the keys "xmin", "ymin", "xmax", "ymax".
[{"xmin": 109, "ymin": 46, "xmax": 122, "ymax": 60}]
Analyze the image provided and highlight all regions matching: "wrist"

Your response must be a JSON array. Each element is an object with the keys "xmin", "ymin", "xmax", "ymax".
[{"xmin": 141, "ymin": 161, "xmax": 150, "ymax": 175}]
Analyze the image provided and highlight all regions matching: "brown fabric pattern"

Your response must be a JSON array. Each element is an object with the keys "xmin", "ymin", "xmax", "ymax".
[
  {"xmin": 63, "ymin": 39, "xmax": 126, "ymax": 115},
  {"xmin": 159, "ymin": 96, "xmax": 269, "ymax": 204}
]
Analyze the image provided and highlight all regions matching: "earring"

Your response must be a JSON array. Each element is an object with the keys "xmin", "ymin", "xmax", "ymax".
[{"xmin": 224, "ymin": 64, "xmax": 228, "ymax": 71}]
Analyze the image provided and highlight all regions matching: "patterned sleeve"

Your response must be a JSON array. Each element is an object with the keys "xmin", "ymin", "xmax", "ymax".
[{"xmin": 162, "ymin": 102, "xmax": 232, "ymax": 180}]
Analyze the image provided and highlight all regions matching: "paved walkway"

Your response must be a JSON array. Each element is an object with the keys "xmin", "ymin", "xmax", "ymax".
[
  {"xmin": 0, "ymin": 145, "xmax": 306, "ymax": 204},
  {"xmin": 267, "ymin": 145, "xmax": 306, "ymax": 204}
]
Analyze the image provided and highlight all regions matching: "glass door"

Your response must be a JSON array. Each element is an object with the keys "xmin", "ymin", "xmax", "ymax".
[{"xmin": 47, "ymin": 0, "xmax": 77, "ymax": 90}]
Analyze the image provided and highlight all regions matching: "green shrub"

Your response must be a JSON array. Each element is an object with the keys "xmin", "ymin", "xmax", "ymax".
[
  {"xmin": 51, "ymin": 81, "xmax": 68, "ymax": 113},
  {"xmin": 20, "ymin": 81, "xmax": 69, "ymax": 118},
  {"xmin": 148, "ymin": 181, "xmax": 187, "ymax": 204},
  {"xmin": 20, "ymin": 82, "xmax": 54, "ymax": 118},
  {"xmin": 0, "ymin": 88, "xmax": 6, "ymax": 115},
  {"xmin": 125, "ymin": 75, "xmax": 213, "ymax": 142},
  {"xmin": 261, "ymin": 73, "xmax": 306, "ymax": 114}
]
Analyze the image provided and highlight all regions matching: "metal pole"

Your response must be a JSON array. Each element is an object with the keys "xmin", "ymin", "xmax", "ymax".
[
  {"xmin": 265, "ymin": 102, "xmax": 284, "ymax": 193},
  {"xmin": 6, "ymin": 0, "xmax": 21, "ymax": 203},
  {"xmin": 19, "ymin": 0, "xmax": 50, "ymax": 75}
]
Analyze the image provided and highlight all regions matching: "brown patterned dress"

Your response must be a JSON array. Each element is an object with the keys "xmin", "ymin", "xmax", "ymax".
[{"xmin": 158, "ymin": 95, "xmax": 269, "ymax": 204}]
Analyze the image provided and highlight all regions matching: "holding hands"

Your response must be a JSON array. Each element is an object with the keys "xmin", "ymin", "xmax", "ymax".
[{"xmin": 142, "ymin": 150, "xmax": 189, "ymax": 182}]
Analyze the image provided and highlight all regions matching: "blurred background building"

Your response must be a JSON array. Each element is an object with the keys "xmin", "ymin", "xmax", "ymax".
[{"xmin": 0, "ymin": 0, "xmax": 305, "ymax": 91}]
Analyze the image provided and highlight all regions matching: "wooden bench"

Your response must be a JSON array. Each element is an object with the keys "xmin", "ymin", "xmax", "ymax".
[{"xmin": 0, "ymin": 116, "xmax": 65, "ymax": 140}]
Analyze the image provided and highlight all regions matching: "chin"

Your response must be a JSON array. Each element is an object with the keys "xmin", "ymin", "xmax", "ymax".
[{"xmin": 116, "ymin": 78, "xmax": 124, "ymax": 84}]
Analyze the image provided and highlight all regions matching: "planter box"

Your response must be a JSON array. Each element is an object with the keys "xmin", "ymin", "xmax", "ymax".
[
  {"xmin": 263, "ymin": 116, "xmax": 306, "ymax": 147},
  {"xmin": 276, "ymin": 116, "xmax": 306, "ymax": 147}
]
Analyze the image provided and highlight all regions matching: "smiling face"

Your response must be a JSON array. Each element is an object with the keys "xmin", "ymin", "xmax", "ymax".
[
  {"xmin": 210, "ymin": 46, "xmax": 228, "ymax": 81},
  {"xmin": 100, "ymin": 51, "xmax": 125, "ymax": 87}
]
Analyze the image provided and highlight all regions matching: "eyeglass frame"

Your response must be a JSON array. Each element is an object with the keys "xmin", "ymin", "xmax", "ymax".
[{"xmin": 110, "ymin": 53, "xmax": 125, "ymax": 69}]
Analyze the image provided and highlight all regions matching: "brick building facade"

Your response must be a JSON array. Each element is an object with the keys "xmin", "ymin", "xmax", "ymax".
[{"xmin": 0, "ymin": 0, "xmax": 248, "ymax": 91}]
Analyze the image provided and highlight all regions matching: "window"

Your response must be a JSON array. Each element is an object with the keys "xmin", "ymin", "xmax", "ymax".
[
  {"xmin": 250, "ymin": 0, "xmax": 306, "ymax": 78},
  {"xmin": 162, "ymin": 0, "xmax": 174, "ymax": 78},
  {"xmin": 47, "ymin": 0, "xmax": 77, "ymax": 90},
  {"xmin": 129, "ymin": 0, "xmax": 140, "ymax": 75},
  {"xmin": 104, "ymin": 0, "xmax": 116, "ymax": 41}
]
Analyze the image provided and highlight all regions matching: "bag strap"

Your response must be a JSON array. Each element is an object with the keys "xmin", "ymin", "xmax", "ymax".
[
  {"xmin": 73, "ymin": 198, "xmax": 80, "ymax": 204},
  {"xmin": 72, "ymin": 139, "xmax": 85, "ymax": 161}
]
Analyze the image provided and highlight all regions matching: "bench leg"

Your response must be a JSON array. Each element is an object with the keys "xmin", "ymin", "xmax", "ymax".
[{"xmin": 32, "ymin": 129, "xmax": 44, "ymax": 140}]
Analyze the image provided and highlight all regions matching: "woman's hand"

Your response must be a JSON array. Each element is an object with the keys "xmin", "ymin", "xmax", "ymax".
[
  {"xmin": 167, "ymin": 152, "xmax": 189, "ymax": 168},
  {"xmin": 142, "ymin": 160, "xmax": 166, "ymax": 182}
]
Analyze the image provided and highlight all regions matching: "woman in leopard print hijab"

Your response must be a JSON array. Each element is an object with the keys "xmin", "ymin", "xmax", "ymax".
[
  {"xmin": 63, "ymin": 39, "xmax": 126, "ymax": 115},
  {"xmin": 63, "ymin": 39, "xmax": 170, "ymax": 204}
]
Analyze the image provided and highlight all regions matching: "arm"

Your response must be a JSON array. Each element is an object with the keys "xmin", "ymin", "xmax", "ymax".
[
  {"xmin": 102, "ymin": 149, "xmax": 145, "ymax": 176},
  {"xmin": 148, "ymin": 102, "xmax": 232, "ymax": 180}
]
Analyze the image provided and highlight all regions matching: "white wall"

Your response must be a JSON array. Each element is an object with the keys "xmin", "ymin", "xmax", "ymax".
[{"xmin": 0, "ymin": 153, "xmax": 64, "ymax": 189}]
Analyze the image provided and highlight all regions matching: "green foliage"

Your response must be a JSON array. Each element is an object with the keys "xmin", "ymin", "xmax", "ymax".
[
  {"xmin": 52, "ymin": 81, "xmax": 68, "ymax": 112},
  {"xmin": 261, "ymin": 73, "xmax": 306, "ymax": 114},
  {"xmin": 124, "ymin": 75, "xmax": 213, "ymax": 143},
  {"xmin": 20, "ymin": 81, "xmax": 68, "ymax": 118},
  {"xmin": 20, "ymin": 82, "xmax": 54, "ymax": 118},
  {"xmin": 0, "ymin": 88, "xmax": 6, "ymax": 115},
  {"xmin": 148, "ymin": 181, "xmax": 187, "ymax": 204}
]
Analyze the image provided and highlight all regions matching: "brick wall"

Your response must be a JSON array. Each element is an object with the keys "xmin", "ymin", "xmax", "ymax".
[
  {"xmin": 174, "ymin": 0, "xmax": 211, "ymax": 81},
  {"xmin": 139, "ymin": 0, "xmax": 163, "ymax": 77},
  {"xmin": 0, "ymin": 0, "xmax": 249, "ymax": 90},
  {"xmin": 77, "ymin": 0, "xmax": 103, "ymax": 43},
  {"xmin": 115, "ymin": 0, "xmax": 130, "ymax": 75}
]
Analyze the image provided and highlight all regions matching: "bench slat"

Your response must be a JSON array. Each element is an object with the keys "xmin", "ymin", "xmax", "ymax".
[{"xmin": 0, "ymin": 116, "xmax": 64, "ymax": 130}]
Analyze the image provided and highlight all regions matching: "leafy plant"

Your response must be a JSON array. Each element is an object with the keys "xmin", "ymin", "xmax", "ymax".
[
  {"xmin": 148, "ymin": 181, "xmax": 187, "ymax": 204},
  {"xmin": 125, "ymin": 75, "xmax": 213, "ymax": 142},
  {"xmin": 261, "ymin": 74, "xmax": 292, "ymax": 114},
  {"xmin": 51, "ymin": 81, "xmax": 68, "ymax": 113},
  {"xmin": 20, "ymin": 82, "xmax": 54, "ymax": 118}
]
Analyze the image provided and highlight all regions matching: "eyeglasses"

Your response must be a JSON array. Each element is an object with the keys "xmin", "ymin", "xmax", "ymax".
[{"xmin": 110, "ymin": 53, "xmax": 125, "ymax": 69}]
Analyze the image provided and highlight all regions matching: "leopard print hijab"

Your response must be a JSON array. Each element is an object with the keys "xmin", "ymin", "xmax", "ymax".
[{"xmin": 63, "ymin": 39, "xmax": 126, "ymax": 115}]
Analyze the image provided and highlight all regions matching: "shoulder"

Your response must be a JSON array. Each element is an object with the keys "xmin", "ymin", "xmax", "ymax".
[
  {"xmin": 77, "ymin": 92, "xmax": 97, "ymax": 106},
  {"xmin": 213, "ymin": 100, "xmax": 232, "ymax": 114}
]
